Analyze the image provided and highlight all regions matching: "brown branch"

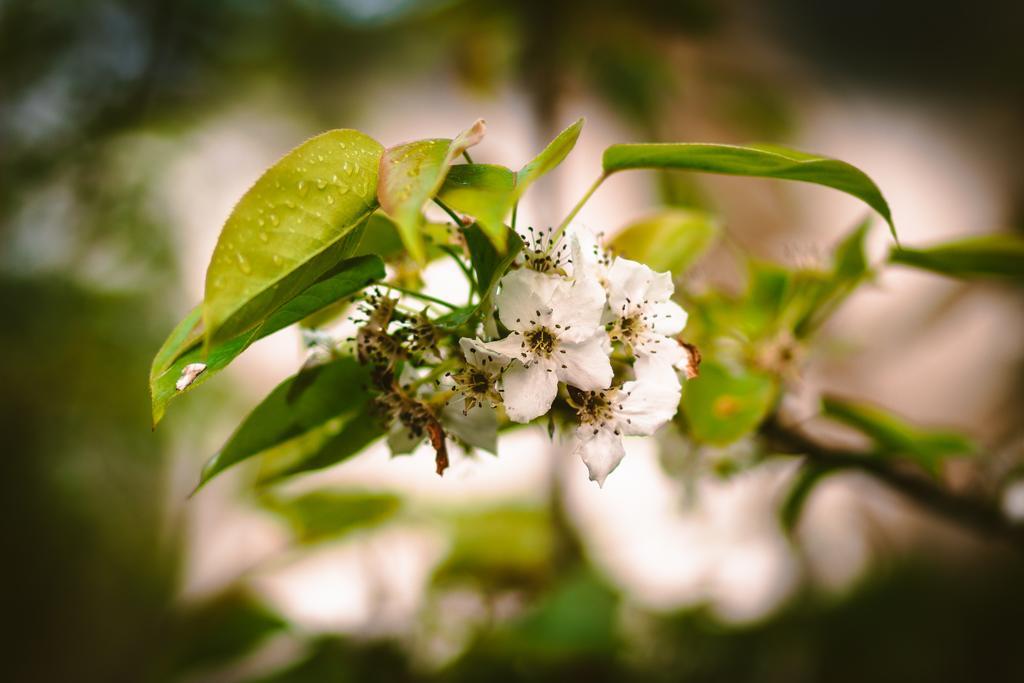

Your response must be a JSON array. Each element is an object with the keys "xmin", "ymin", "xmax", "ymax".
[{"xmin": 761, "ymin": 416, "xmax": 1024, "ymax": 551}]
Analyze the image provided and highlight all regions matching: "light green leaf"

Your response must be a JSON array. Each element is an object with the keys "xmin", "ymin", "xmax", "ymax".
[
  {"xmin": 196, "ymin": 357, "xmax": 373, "ymax": 490},
  {"xmin": 681, "ymin": 361, "xmax": 777, "ymax": 445},
  {"xmin": 263, "ymin": 490, "xmax": 401, "ymax": 543},
  {"xmin": 203, "ymin": 129, "xmax": 383, "ymax": 348},
  {"xmin": 609, "ymin": 208, "xmax": 719, "ymax": 273},
  {"xmin": 889, "ymin": 234, "xmax": 1024, "ymax": 284},
  {"xmin": 821, "ymin": 396, "xmax": 974, "ymax": 474},
  {"xmin": 151, "ymin": 256, "xmax": 384, "ymax": 426},
  {"xmin": 602, "ymin": 142, "xmax": 896, "ymax": 241},
  {"xmin": 438, "ymin": 164, "xmax": 515, "ymax": 249},
  {"xmin": 516, "ymin": 118, "xmax": 584, "ymax": 196},
  {"xmin": 793, "ymin": 217, "xmax": 872, "ymax": 337},
  {"xmin": 377, "ymin": 120, "xmax": 486, "ymax": 262}
]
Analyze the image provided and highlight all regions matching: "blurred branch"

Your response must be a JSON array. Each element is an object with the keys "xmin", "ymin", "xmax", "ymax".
[{"xmin": 761, "ymin": 416, "xmax": 1024, "ymax": 551}]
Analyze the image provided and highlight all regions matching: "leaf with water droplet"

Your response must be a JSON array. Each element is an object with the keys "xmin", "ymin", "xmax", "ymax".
[
  {"xmin": 377, "ymin": 119, "xmax": 486, "ymax": 263},
  {"xmin": 151, "ymin": 255, "xmax": 385, "ymax": 426},
  {"xmin": 202, "ymin": 129, "xmax": 383, "ymax": 349}
]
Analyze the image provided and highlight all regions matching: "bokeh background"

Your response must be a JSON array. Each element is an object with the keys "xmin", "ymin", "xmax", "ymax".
[{"xmin": 3, "ymin": 1, "xmax": 1024, "ymax": 681}]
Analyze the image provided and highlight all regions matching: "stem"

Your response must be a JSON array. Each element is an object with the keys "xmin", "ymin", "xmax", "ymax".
[
  {"xmin": 411, "ymin": 358, "xmax": 460, "ymax": 389},
  {"xmin": 462, "ymin": 150, "xmax": 474, "ymax": 164},
  {"xmin": 761, "ymin": 416, "xmax": 1024, "ymax": 551},
  {"xmin": 546, "ymin": 173, "xmax": 607, "ymax": 254},
  {"xmin": 380, "ymin": 284, "xmax": 459, "ymax": 310},
  {"xmin": 511, "ymin": 201, "xmax": 518, "ymax": 231},
  {"xmin": 432, "ymin": 197, "xmax": 464, "ymax": 226}
]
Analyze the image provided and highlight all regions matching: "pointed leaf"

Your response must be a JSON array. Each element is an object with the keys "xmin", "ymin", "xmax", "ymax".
[
  {"xmin": 203, "ymin": 129, "xmax": 383, "ymax": 348},
  {"xmin": 377, "ymin": 120, "xmax": 486, "ymax": 262},
  {"xmin": 609, "ymin": 208, "xmax": 719, "ymax": 273},
  {"xmin": 438, "ymin": 164, "xmax": 516, "ymax": 249},
  {"xmin": 602, "ymin": 142, "xmax": 896, "ymax": 241},
  {"xmin": 890, "ymin": 234, "xmax": 1024, "ymax": 284},
  {"xmin": 821, "ymin": 396, "xmax": 974, "ymax": 474},
  {"xmin": 516, "ymin": 118, "xmax": 584, "ymax": 197},
  {"xmin": 151, "ymin": 256, "xmax": 384, "ymax": 425},
  {"xmin": 196, "ymin": 357, "xmax": 373, "ymax": 489}
]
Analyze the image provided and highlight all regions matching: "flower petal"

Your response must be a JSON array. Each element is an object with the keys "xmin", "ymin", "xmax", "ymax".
[
  {"xmin": 494, "ymin": 269, "xmax": 561, "ymax": 331},
  {"xmin": 573, "ymin": 426, "xmax": 626, "ymax": 486},
  {"xmin": 647, "ymin": 300, "xmax": 688, "ymax": 336},
  {"xmin": 481, "ymin": 333, "xmax": 529, "ymax": 362},
  {"xmin": 548, "ymin": 274, "xmax": 607, "ymax": 342},
  {"xmin": 556, "ymin": 333, "xmax": 613, "ymax": 391},
  {"xmin": 616, "ymin": 375, "xmax": 681, "ymax": 436},
  {"xmin": 460, "ymin": 337, "xmax": 510, "ymax": 374},
  {"xmin": 606, "ymin": 257, "xmax": 656, "ymax": 314},
  {"xmin": 500, "ymin": 359, "xmax": 558, "ymax": 422}
]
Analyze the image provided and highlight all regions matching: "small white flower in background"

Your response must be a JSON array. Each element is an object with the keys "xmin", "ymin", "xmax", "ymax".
[
  {"xmin": 478, "ymin": 268, "xmax": 612, "ymax": 423},
  {"xmin": 175, "ymin": 362, "xmax": 207, "ymax": 391},
  {"xmin": 605, "ymin": 257, "xmax": 688, "ymax": 367},
  {"xmin": 571, "ymin": 373, "xmax": 682, "ymax": 486}
]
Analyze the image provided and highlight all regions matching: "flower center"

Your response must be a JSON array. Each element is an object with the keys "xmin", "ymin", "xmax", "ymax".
[
  {"xmin": 467, "ymin": 369, "xmax": 491, "ymax": 395},
  {"xmin": 525, "ymin": 327, "xmax": 557, "ymax": 357},
  {"xmin": 574, "ymin": 389, "xmax": 617, "ymax": 427}
]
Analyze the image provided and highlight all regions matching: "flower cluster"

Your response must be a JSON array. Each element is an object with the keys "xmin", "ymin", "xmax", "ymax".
[{"xmin": 457, "ymin": 226, "xmax": 694, "ymax": 485}]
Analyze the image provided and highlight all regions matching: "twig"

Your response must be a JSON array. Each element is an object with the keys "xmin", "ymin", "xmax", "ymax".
[{"xmin": 760, "ymin": 416, "xmax": 1024, "ymax": 551}]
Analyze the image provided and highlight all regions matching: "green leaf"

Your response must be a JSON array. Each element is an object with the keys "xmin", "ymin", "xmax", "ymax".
[
  {"xmin": 203, "ymin": 129, "xmax": 383, "ymax": 348},
  {"xmin": 681, "ymin": 361, "xmax": 777, "ymax": 445},
  {"xmin": 150, "ymin": 256, "xmax": 384, "ymax": 426},
  {"xmin": 889, "ymin": 234, "xmax": 1024, "ymax": 284},
  {"xmin": 196, "ymin": 357, "xmax": 374, "ymax": 490},
  {"xmin": 821, "ymin": 396, "xmax": 974, "ymax": 474},
  {"xmin": 377, "ymin": 120, "xmax": 486, "ymax": 263},
  {"xmin": 793, "ymin": 217, "xmax": 872, "ymax": 337},
  {"xmin": 602, "ymin": 142, "xmax": 896, "ymax": 241},
  {"xmin": 438, "ymin": 163, "xmax": 516, "ymax": 249},
  {"xmin": 434, "ymin": 119, "xmax": 583, "ymax": 251},
  {"xmin": 609, "ymin": 208, "xmax": 719, "ymax": 273},
  {"xmin": 256, "ymin": 403, "xmax": 387, "ymax": 484},
  {"xmin": 516, "ymin": 118, "xmax": 584, "ymax": 197},
  {"xmin": 263, "ymin": 490, "xmax": 401, "ymax": 543},
  {"xmin": 351, "ymin": 212, "xmax": 406, "ymax": 260},
  {"xmin": 465, "ymin": 223, "xmax": 523, "ymax": 302}
]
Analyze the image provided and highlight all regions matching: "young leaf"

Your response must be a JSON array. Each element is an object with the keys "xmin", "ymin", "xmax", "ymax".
[
  {"xmin": 203, "ymin": 129, "xmax": 384, "ymax": 348},
  {"xmin": 608, "ymin": 208, "xmax": 719, "ymax": 273},
  {"xmin": 889, "ymin": 234, "xmax": 1024, "ymax": 284},
  {"xmin": 681, "ymin": 361, "xmax": 777, "ymax": 445},
  {"xmin": 793, "ymin": 217, "xmax": 872, "ymax": 337},
  {"xmin": 434, "ymin": 119, "xmax": 584, "ymax": 251},
  {"xmin": 821, "ymin": 396, "xmax": 974, "ymax": 474},
  {"xmin": 438, "ymin": 164, "xmax": 516, "ymax": 249},
  {"xmin": 151, "ymin": 256, "xmax": 384, "ymax": 426},
  {"xmin": 377, "ymin": 120, "xmax": 486, "ymax": 262},
  {"xmin": 464, "ymin": 223, "xmax": 523, "ymax": 302},
  {"xmin": 516, "ymin": 117, "xmax": 584, "ymax": 197},
  {"xmin": 602, "ymin": 142, "xmax": 896, "ymax": 241},
  {"xmin": 195, "ymin": 357, "xmax": 374, "ymax": 490}
]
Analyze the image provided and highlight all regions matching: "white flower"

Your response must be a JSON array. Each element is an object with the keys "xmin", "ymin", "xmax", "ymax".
[
  {"xmin": 447, "ymin": 337, "xmax": 508, "ymax": 414},
  {"xmin": 481, "ymin": 268, "xmax": 612, "ymax": 423},
  {"xmin": 605, "ymin": 257, "xmax": 688, "ymax": 366},
  {"xmin": 516, "ymin": 226, "xmax": 573, "ymax": 275},
  {"xmin": 572, "ymin": 373, "xmax": 681, "ymax": 486}
]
